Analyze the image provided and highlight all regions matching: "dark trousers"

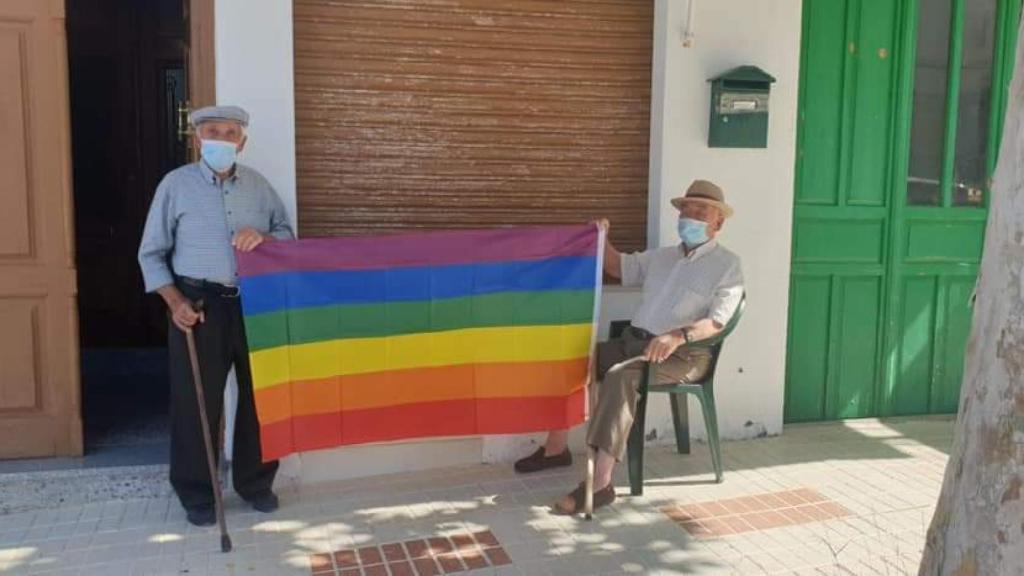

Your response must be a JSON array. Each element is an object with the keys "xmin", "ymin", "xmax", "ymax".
[{"xmin": 167, "ymin": 282, "xmax": 278, "ymax": 511}]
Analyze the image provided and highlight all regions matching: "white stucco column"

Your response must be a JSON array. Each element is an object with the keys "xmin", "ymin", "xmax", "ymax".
[
  {"xmin": 215, "ymin": 0, "xmax": 298, "ymax": 230},
  {"xmin": 214, "ymin": 0, "xmax": 299, "ymax": 478},
  {"xmin": 647, "ymin": 0, "xmax": 802, "ymax": 442}
]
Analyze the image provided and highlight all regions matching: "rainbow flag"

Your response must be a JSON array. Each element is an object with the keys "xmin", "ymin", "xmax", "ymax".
[{"xmin": 236, "ymin": 224, "xmax": 603, "ymax": 461}]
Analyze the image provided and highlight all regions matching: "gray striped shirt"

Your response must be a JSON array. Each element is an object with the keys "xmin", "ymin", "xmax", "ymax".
[{"xmin": 138, "ymin": 161, "xmax": 294, "ymax": 292}]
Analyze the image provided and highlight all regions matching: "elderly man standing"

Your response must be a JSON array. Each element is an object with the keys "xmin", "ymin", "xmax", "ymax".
[
  {"xmin": 513, "ymin": 180, "xmax": 744, "ymax": 515},
  {"xmin": 138, "ymin": 105, "xmax": 294, "ymax": 526}
]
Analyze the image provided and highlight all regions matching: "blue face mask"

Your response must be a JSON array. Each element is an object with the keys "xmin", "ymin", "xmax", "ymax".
[
  {"xmin": 200, "ymin": 139, "xmax": 238, "ymax": 173},
  {"xmin": 677, "ymin": 218, "xmax": 709, "ymax": 247}
]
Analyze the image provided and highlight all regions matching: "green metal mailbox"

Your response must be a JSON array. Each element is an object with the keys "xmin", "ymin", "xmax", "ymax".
[{"xmin": 708, "ymin": 65, "xmax": 776, "ymax": 148}]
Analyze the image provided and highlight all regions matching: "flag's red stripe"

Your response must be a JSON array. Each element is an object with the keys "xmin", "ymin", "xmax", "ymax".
[{"xmin": 257, "ymin": 390, "xmax": 586, "ymax": 462}]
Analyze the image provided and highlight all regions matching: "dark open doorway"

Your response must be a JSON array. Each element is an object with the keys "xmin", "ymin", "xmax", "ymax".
[{"xmin": 67, "ymin": 0, "xmax": 191, "ymax": 465}]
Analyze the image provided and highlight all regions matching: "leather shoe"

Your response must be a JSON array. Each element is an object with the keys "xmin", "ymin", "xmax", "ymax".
[
  {"xmin": 552, "ymin": 482, "xmax": 616, "ymax": 515},
  {"xmin": 514, "ymin": 447, "xmax": 572, "ymax": 474},
  {"xmin": 185, "ymin": 506, "xmax": 215, "ymax": 527},
  {"xmin": 245, "ymin": 491, "xmax": 279, "ymax": 513}
]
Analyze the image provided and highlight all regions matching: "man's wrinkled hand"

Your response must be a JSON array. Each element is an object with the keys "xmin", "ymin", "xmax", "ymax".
[
  {"xmin": 171, "ymin": 299, "xmax": 204, "ymax": 332},
  {"xmin": 643, "ymin": 333, "xmax": 684, "ymax": 363},
  {"xmin": 232, "ymin": 228, "xmax": 267, "ymax": 252}
]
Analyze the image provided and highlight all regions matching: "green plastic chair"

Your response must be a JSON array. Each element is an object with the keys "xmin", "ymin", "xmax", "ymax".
[{"xmin": 617, "ymin": 295, "xmax": 745, "ymax": 496}]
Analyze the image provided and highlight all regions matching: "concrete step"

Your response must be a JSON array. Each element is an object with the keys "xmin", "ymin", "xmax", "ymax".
[{"xmin": 0, "ymin": 464, "xmax": 170, "ymax": 515}]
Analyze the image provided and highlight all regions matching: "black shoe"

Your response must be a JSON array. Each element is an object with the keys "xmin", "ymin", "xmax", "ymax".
[
  {"xmin": 552, "ymin": 482, "xmax": 617, "ymax": 515},
  {"xmin": 245, "ymin": 491, "xmax": 279, "ymax": 513},
  {"xmin": 186, "ymin": 506, "xmax": 216, "ymax": 527},
  {"xmin": 514, "ymin": 447, "xmax": 573, "ymax": 474}
]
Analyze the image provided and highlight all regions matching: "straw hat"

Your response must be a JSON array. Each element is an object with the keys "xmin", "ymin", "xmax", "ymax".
[{"xmin": 670, "ymin": 180, "xmax": 734, "ymax": 218}]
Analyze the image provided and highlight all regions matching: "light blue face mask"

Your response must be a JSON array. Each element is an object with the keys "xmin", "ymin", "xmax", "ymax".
[
  {"xmin": 677, "ymin": 218, "xmax": 709, "ymax": 247},
  {"xmin": 200, "ymin": 139, "xmax": 238, "ymax": 173}
]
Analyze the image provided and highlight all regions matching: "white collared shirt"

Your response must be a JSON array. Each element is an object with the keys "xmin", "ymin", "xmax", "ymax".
[{"xmin": 620, "ymin": 240, "xmax": 744, "ymax": 336}]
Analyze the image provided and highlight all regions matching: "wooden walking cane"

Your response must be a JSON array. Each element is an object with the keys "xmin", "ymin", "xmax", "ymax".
[
  {"xmin": 585, "ymin": 388, "xmax": 594, "ymax": 521},
  {"xmin": 584, "ymin": 354, "xmax": 646, "ymax": 520},
  {"xmin": 184, "ymin": 303, "xmax": 233, "ymax": 553}
]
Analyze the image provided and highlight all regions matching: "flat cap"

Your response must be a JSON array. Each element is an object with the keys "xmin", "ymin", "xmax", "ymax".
[{"xmin": 189, "ymin": 105, "xmax": 249, "ymax": 127}]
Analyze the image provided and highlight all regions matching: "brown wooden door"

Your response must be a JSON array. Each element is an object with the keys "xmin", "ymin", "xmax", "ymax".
[{"xmin": 0, "ymin": 0, "xmax": 82, "ymax": 457}]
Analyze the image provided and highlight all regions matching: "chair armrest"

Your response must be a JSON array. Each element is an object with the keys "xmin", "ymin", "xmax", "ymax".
[
  {"xmin": 678, "ymin": 295, "xmax": 746, "ymax": 351},
  {"xmin": 679, "ymin": 331, "xmax": 729, "ymax": 351}
]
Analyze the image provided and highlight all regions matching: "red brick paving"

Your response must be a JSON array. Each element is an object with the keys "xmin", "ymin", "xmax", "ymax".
[
  {"xmin": 483, "ymin": 546, "xmax": 512, "ymax": 566},
  {"xmin": 472, "ymin": 530, "xmax": 499, "ymax": 547},
  {"xmin": 460, "ymin": 548, "xmax": 488, "ymax": 570},
  {"xmin": 662, "ymin": 487, "xmax": 852, "ymax": 539},
  {"xmin": 436, "ymin": 553, "xmax": 464, "ymax": 573},
  {"xmin": 388, "ymin": 561, "xmax": 415, "ymax": 576},
  {"xmin": 413, "ymin": 557, "xmax": 441, "ymax": 576},
  {"xmin": 310, "ymin": 531, "xmax": 513, "ymax": 575},
  {"xmin": 334, "ymin": 549, "xmax": 358, "ymax": 568},
  {"xmin": 357, "ymin": 546, "xmax": 383, "ymax": 565},
  {"xmin": 405, "ymin": 540, "xmax": 430, "ymax": 560},
  {"xmin": 449, "ymin": 534, "xmax": 475, "ymax": 550},
  {"xmin": 310, "ymin": 553, "xmax": 334, "ymax": 574},
  {"xmin": 382, "ymin": 543, "xmax": 406, "ymax": 562}
]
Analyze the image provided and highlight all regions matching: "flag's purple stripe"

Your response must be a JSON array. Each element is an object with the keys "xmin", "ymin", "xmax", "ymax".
[{"xmin": 237, "ymin": 224, "xmax": 597, "ymax": 278}]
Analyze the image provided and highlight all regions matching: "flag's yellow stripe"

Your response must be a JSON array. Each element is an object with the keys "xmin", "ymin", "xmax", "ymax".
[{"xmin": 249, "ymin": 323, "xmax": 593, "ymax": 390}]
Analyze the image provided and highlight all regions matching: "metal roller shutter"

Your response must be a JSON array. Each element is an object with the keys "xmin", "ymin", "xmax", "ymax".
[{"xmin": 294, "ymin": 0, "xmax": 652, "ymax": 251}]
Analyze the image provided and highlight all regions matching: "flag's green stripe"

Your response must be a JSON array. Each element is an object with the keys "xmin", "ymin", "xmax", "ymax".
[{"xmin": 243, "ymin": 289, "xmax": 595, "ymax": 351}]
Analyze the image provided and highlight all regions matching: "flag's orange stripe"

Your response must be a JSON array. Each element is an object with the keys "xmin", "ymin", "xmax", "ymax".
[
  {"xmin": 257, "ymin": 389, "xmax": 586, "ymax": 461},
  {"xmin": 253, "ymin": 358, "xmax": 588, "ymax": 425}
]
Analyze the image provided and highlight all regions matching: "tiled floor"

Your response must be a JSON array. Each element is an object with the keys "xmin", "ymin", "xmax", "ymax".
[
  {"xmin": 0, "ymin": 417, "xmax": 952, "ymax": 575},
  {"xmin": 662, "ymin": 488, "xmax": 852, "ymax": 539},
  {"xmin": 310, "ymin": 531, "xmax": 512, "ymax": 575}
]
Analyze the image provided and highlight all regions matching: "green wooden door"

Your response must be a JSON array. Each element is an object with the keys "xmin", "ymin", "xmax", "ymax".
[{"xmin": 786, "ymin": 0, "xmax": 1020, "ymax": 422}]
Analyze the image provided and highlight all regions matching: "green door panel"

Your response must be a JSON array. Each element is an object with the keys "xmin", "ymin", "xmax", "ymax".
[
  {"xmin": 932, "ymin": 276, "xmax": 974, "ymax": 412},
  {"xmin": 785, "ymin": 276, "xmax": 832, "ymax": 422},
  {"xmin": 796, "ymin": 0, "xmax": 850, "ymax": 206},
  {"xmin": 848, "ymin": 0, "xmax": 899, "ymax": 207},
  {"xmin": 894, "ymin": 276, "xmax": 937, "ymax": 415},
  {"xmin": 834, "ymin": 276, "xmax": 882, "ymax": 418},
  {"xmin": 786, "ymin": 0, "xmax": 1020, "ymax": 423},
  {"xmin": 784, "ymin": 274, "xmax": 883, "ymax": 422},
  {"xmin": 891, "ymin": 274, "xmax": 977, "ymax": 415},
  {"xmin": 904, "ymin": 217, "xmax": 985, "ymax": 262},
  {"xmin": 793, "ymin": 218, "xmax": 886, "ymax": 263},
  {"xmin": 788, "ymin": 0, "xmax": 897, "ymax": 422}
]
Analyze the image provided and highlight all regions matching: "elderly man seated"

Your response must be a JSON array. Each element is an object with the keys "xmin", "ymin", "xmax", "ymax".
[{"xmin": 513, "ymin": 180, "xmax": 744, "ymax": 515}]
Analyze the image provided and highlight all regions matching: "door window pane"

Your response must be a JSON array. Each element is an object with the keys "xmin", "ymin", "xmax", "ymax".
[
  {"xmin": 953, "ymin": 0, "xmax": 996, "ymax": 206},
  {"xmin": 908, "ymin": 0, "xmax": 952, "ymax": 206}
]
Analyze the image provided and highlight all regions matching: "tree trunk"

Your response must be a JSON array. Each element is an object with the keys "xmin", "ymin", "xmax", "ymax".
[{"xmin": 918, "ymin": 19, "xmax": 1024, "ymax": 576}]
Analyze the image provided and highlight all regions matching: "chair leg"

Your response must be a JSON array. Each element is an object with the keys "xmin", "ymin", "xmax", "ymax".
[
  {"xmin": 696, "ymin": 390, "xmax": 724, "ymax": 483},
  {"xmin": 626, "ymin": 373, "xmax": 650, "ymax": 496},
  {"xmin": 668, "ymin": 393, "xmax": 690, "ymax": 455}
]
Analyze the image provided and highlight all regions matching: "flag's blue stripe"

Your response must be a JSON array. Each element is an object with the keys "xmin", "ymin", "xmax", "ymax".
[{"xmin": 239, "ymin": 255, "xmax": 598, "ymax": 315}]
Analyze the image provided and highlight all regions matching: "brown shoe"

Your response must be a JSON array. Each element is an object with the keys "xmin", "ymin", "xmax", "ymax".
[
  {"xmin": 514, "ymin": 447, "xmax": 573, "ymax": 474},
  {"xmin": 551, "ymin": 482, "xmax": 616, "ymax": 515}
]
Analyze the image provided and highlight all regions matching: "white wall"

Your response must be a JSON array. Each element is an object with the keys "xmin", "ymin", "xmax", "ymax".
[
  {"xmin": 212, "ymin": 0, "xmax": 802, "ymax": 483},
  {"xmin": 215, "ymin": 0, "xmax": 298, "ymax": 227},
  {"xmin": 645, "ymin": 0, "xmax": 802, "ymax": 442},
  {"xmin": 214, "ymin": 0, "xmax": 299, "ymax": 475}
]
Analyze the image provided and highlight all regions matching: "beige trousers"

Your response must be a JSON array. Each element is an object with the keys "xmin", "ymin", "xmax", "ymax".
[{"xmin": 586, "ymin": 328, "xmax": 711, "ymax": 461}]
